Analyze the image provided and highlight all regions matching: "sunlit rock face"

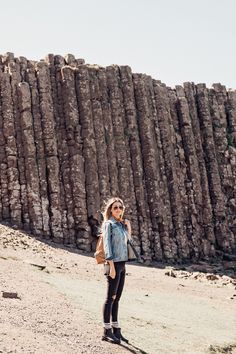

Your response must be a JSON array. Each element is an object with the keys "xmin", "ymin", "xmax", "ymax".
[{"xmin": 0, "ymin": 52, "xmax": 235, "ymax": 262}]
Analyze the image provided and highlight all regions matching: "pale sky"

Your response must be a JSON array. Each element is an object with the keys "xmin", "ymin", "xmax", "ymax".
[{"xmin": 0, "ymin": 0, "xmax": 235, "ymax": 89}]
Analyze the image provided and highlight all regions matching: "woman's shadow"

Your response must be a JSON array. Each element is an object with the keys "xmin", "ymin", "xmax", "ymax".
[{"xmin": 118, "ymin": 341, "xmax": 149, "ymax": 354}]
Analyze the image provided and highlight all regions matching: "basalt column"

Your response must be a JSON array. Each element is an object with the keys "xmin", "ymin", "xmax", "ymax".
[
  {"xmin": 97, "ymin": 67, "xmax": 119, "ymax": 197},
  {"xmin": 119, "ymin": 66, "xmax": 152, "ymax": 260},
  {"xmin": 75, "ymin": 65, "xmax": 101, "ymax": 238},
  {"xmin": 196, "ymin": 84, "xmax": 233, "ymax": 252},
  {"xmin": 36, "ymin": 62, "xmax": 63, "ymax": 241},
  {"xmin": 17, "ymin": 82, "xmax": 43, "ymax": 235},
  {"xmin": 0, "ymin": 73, "xmax": 10, "ymax": 221},
  {"xmin": 153, "ymin": 82, "xmax": 190, "ymax": 260},
  {"xmin": 88, "ymin": 67, "xmax": 110, "ymax": 206},
  {"xmin": 7, "ymin": 58, "xmax": 26, "ymax": 229},
  {"xmin": 226, "ymin": 90, "xmax": 236, "ymax": 238},
  {"xmin": 133, "ymin": 74, "xmax": 163, "ymax": 260},
  {"xmin": 25, "ymin": 61, "xmax": 51, "ymax": 238},
  {"xmin": 61, "ymin": 65, "xmax": 91, "ymax": 251},
  {"xmin": 106, "ymin": 65, "xmax": 141, "ymax": 254},
  {"xmin": 46, "ymin": 54, "xmax": 72, "ymax": 244},
  {"xmin": 209, "ymin": 84, "xmax": 235, "ymax": 249},
  {"xmin": 183, "ymin": 83, "xmax": 216, "ymax": 256},
  {"xmin": 0, "ymin": 71, "xmax": 22, "ymax": 227},
  {"xmin": 174, "ymin": 85, "xmax": 205, "ymax": 258},
  {"xmin": 151, "ymin": 82, "xmax": 178, "ymax": 261}
]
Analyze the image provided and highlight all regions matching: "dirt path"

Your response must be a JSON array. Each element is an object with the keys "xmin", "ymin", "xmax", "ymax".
[{"xmin": 0, "ymin": 225, "xmax": 236, "ymax": 354}]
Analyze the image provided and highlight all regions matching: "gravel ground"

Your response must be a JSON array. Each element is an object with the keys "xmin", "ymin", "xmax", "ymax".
[{"xmin": 0, "ymin": 224, "xmax": 236, "ymax": 354}]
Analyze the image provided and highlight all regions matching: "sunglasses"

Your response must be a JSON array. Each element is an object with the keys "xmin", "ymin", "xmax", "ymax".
[{"xmin": 112, "ymin": 205, "xmax": 124, "ymax": 210}]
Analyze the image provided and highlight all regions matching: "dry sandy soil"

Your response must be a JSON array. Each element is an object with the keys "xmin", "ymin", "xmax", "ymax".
[{"xmin": 0, "ymin": 223, "xmax": 236, "ymax": 354}]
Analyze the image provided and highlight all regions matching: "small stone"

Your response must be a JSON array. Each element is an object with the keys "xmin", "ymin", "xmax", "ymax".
[
  {"xmin": 206, "ymin": 274, "xmax": 218, "ymax": 281},
  {"xmin": 2, "ymin": 291, "xmax": 20, "ymax": 299},
  {"xmin": 165, "ymin": 269, "xmax": 176, "ymax": 277}
]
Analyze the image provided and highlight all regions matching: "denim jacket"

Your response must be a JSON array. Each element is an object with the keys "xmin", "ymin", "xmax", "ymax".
[{"xmin": 102, "ymin": 216, "xmax": 129, "ymax": 262}]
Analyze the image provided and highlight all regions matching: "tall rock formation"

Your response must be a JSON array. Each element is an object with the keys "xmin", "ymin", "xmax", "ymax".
[{"xmin": 0, "ymin": 52, "xmax": 235, "ymax": 262}]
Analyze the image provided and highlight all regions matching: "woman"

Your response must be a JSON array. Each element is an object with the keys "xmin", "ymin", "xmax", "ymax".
[{"xmin": 101, "ymin": 197, "xmax": 131, "ymax": 344}]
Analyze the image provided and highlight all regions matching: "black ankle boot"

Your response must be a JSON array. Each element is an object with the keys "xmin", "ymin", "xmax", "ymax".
[
  {"xmin": 102, "ymin": 328, "xmax": 120, "ymax": 344},
  {"xmin": 112, "ymin": 327, "xmax": 129, "ymax": 343}
]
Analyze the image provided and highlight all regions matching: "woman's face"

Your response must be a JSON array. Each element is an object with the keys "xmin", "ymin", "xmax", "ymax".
[{"xmin": 110, "ymin": 201, "xmax": 124, "ymax": 219}]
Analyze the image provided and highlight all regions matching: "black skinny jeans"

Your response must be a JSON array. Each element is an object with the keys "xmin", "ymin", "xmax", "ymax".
[{"xmin": 103, "ymin": 261, "xmax": 126, "ymax": 324}]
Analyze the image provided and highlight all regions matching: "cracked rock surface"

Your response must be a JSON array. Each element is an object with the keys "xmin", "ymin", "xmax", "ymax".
[{"xmin": 0, "ymin": 52, "xmax": 235, "ymax": 262}]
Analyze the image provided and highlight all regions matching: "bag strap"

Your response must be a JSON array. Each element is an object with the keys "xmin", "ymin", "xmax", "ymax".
[
  {"xmin": 104, "ymin": 221, "xmax": 113, "ymax": 262},
  {"xmin": 106, "ymin": 220, "xmax": 113, "ymax": 237},
  {"xmin": 109, "ymin": 221, "xmax": 113, "ymax": 241}
]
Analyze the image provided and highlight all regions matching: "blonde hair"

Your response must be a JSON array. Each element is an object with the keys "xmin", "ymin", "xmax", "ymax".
[{"xmin": 101, "ymin": 197, "xmax": 125, "ymax": 229}]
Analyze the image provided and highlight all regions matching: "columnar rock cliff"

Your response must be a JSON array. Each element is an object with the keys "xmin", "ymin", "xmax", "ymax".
[{"xmin": 0, "ymin": 52, "xmax": 235, "ymax": 262}]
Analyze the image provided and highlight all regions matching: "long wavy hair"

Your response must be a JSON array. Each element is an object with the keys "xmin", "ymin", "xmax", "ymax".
[{"xmin": 101, "ymin": 197, "xmax": 125, "ymax": 229}]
